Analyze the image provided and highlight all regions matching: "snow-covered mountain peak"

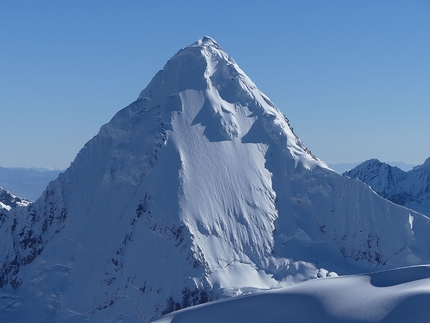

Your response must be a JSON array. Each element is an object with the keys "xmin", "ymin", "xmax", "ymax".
[
  {"xmin": 190, "ymin": 36, "xmax": 221, "ymax": 49},
  {"xmin": 138, "ymin": 36, "xmax": 239, "ymax": 102},
  {"xmin": 3, "ymin": 38, "xmax": 430, "ymax": 323},
  {"xmin": 137, "ymin": 36, "xmax": 324, "ymax": 171}
]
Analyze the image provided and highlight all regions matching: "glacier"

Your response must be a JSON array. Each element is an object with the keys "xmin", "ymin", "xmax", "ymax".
[{"xmin": 1, "ymin": 36, "xmax": 430, "ymax": 322}]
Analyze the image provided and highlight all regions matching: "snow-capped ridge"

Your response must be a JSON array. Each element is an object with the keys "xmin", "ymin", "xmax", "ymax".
[
  {"xmin": 413, "ymin": 156, "xmax": 430, "ymax": 170},
  {"xmin": 0, "ymin": 186, "xmax": 31, "ymax": 210},
  {"xmin": 190, "ymin": 36, "xmax": 221, "ymax": 49},
  {"xmin": 344, "ymin": 158, "xmax": 430, "ymax": 216}
]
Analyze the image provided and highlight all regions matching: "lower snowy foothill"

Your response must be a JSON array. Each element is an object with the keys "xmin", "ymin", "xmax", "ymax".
[{"xmin": 154, "ymin": 265, "xmax": 430, "ymax": 323}]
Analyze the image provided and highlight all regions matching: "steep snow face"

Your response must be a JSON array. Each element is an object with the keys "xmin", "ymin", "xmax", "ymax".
[
  {"xmin": 2, "ymin": 37, "xmax": 430, "ymax": 323},
  {"xmin": 137, "ymin": 36, "xmax": 327, "ymax": 290},
  {"xmin": 135, "ymin": 36, "xmax": 330, "ymax": 292},
  {"xmin": 344, "ymin": 158, "xmax": 430, "ymax": 216}
]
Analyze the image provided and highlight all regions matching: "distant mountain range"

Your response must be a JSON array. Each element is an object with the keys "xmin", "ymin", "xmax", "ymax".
[
  {"xmin": 0, "ymin": 167, "xmax": 61, "ymax": 200},
  {"xmin": 344, "ymin": 158, "xmax": 430, "ymax": 216},
  {"xmin": 329, "ymin": 161, "xmax": 415, "ymax": 174}
]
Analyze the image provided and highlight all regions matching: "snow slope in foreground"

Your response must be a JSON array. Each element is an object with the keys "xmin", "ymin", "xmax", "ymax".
[{"xmin": 154, "ymin": 265, "xmax": 430, "ymax": 323}]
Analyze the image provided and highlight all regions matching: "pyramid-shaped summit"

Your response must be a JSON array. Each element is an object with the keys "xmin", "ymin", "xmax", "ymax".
[{"xmin": 1, "ymin": 37, "xmax": 430, "ymax": 323}]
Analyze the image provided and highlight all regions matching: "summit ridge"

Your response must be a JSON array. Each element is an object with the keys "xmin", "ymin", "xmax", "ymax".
[{"xmin": 190, "ymin": 35, "xmax": 220, "ymax": 48}]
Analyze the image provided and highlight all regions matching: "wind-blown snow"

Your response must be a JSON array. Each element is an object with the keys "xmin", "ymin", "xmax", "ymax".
[{"xmin": 1, "ymin": 37, "xmax": 430, "ymax": 322}]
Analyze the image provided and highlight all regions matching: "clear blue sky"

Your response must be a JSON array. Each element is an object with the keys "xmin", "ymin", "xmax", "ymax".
[{"xmin": 1, "ymin": 1, "xmax": 429, "ymax": 169}]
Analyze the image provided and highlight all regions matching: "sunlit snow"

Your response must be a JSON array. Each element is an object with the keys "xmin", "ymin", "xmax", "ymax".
[{"xmin": 154, "ymin": 265, "xmax": 430, "ymax": 323}]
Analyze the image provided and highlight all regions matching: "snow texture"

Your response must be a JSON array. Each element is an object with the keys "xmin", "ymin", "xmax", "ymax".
[{"xmin": 1, "ymin": 37, "xmax": 430, "ymax": 322}]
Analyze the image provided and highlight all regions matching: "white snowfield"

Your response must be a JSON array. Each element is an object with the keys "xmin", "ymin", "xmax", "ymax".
[
  {"xmin": 1, "ymin": 37, "xmax": 430, "ymax": 322},
  {"xmin": 154, "ymin": 265, "xmax": 430, "ymax": 323}
]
